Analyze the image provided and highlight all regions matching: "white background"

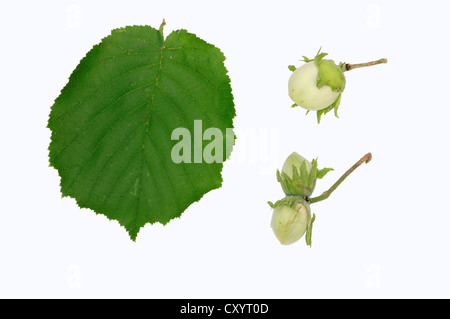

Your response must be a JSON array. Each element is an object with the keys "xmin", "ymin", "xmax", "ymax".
[{"xmin": 1, "ymin": 0, "xmax": 449, "ymax": 298}]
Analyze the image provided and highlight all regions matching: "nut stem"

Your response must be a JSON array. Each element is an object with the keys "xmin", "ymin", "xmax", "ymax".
[
  {"xmin": 344, "ymin": 58, "xmax": 387, "ymax": 71},
  {"xmin": 309, "ymin": 153, "xmax": 372, "ymax": 204}
]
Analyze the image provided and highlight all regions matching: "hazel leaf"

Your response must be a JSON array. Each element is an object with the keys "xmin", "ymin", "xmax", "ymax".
[{"xmin": 48, "ymin": 24, "xmax": 236, "ymax": 240}]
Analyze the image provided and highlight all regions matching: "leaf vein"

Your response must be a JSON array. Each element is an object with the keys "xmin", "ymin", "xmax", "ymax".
[
  {"xmin": 65, "ymin": 99, "xmax": 150, "ymax": 194},
  {"xmin": 52, "ymin": 81, "xmax": 155, "ymax": 162},
  {"xmin": 160, "ymin": 69, "xmax": 229, "ymax": 123},
  {"xmin": 152, "ymin": 87, "xmax": 201, "ymax": 198},
  {"xmin": 145, "ymin": 129, "xmax": 183, "ymax": 215},
  {"xmin": 52, "ymin": 61, "xmax": 160, "ymax": 123},
  {"xmin": 103, "ymin": 124, "xmax": 147, "ymax": 224},
  {"xmin": 168, "ymin": 58, "xmax": 222, "ymax": 95}
]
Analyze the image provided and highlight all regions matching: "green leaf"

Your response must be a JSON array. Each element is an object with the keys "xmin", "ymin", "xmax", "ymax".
[
  {"xmin": 48, "ymin": 24, "xmax": 236, "ymax": 240},
  {"xmin": 288, "ymin": 65, "xmax": 296, "ymax": 72}
]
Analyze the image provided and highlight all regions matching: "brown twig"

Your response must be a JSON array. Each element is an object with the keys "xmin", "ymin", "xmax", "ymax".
[
  {"xmin": 309, "ymin": 153, "xmax": 372, "ymax": 204},
  {"xmin": 344, "ymin": 58, "xmax": 387, "ymax": 71}
]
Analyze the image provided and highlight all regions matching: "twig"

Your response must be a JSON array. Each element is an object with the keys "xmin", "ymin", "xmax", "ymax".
[
  {"xmin": 309, "ymin": 153, "xmax": 372, "ymax": 204},
  {"xmin": 344, "ymin": 58, "xmax": 387, "ymax": 71}
]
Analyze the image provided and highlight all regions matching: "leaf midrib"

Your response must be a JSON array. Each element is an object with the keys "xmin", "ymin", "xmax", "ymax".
[{"xmin": 134, "ymin": 39, "xmax": 166, "ymax": 237}]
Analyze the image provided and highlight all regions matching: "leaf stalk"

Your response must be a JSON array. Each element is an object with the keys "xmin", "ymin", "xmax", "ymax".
[{"xmin": 159, "ymin": 18, "xmax": 166, "ymax": 38}]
